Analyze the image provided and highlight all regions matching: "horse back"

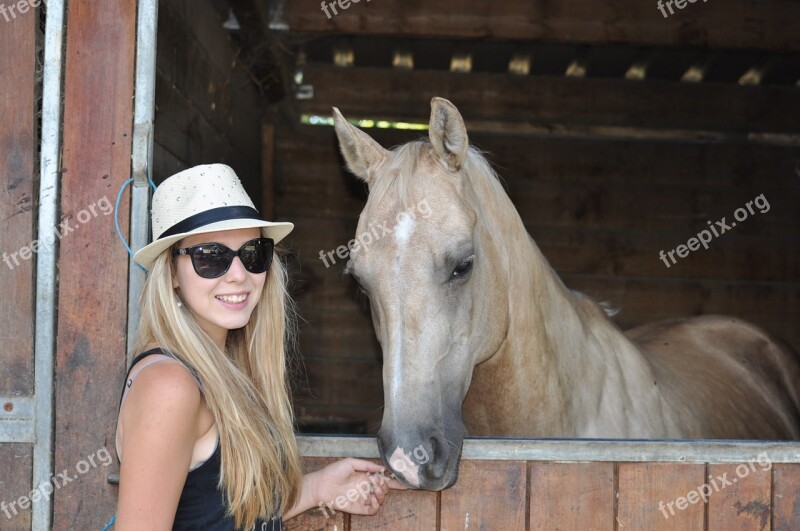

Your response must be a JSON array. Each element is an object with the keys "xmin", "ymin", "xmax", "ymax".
[{"xmin": 626, "ymin": 315, "xmax": 800, "ymax": 440}]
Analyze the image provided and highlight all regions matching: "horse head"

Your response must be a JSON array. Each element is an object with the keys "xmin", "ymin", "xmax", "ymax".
[{"xmin": 333, "ymin": 98, "xmax": 512, "ymax": 490}]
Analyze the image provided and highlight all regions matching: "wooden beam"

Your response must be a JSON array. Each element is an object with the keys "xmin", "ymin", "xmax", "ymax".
[
  {"xmin": 57, "ymin": 0, "xmax": 137, "ymax": 527},
  {"xmin": 281, "ymin": 0, "xmax": 800, "ymax": 53},
  {"xmin": 297, "ymin": 64, "xmax": 800, "ymax": 135},
  {"xmin": 0, "ymin": 6, "xmax": 38, "ymax": 529},
  {"xmin": 0, "ymin": 0, "xmax": 37, "ymax": 403}
]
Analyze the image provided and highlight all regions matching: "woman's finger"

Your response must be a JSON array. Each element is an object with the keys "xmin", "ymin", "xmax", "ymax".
[{"xmin": 348, "ymin": 458, "xmax": 387, "ymax": 475}]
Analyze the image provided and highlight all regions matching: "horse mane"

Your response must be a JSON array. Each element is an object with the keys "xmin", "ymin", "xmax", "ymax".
[
  {"xmin": 369, "ymin": 138, "xmax": 619, "ymax": 320},
  {"xmin": 368, "ymin": 139, "xmax": 512, "ymax": 227}
]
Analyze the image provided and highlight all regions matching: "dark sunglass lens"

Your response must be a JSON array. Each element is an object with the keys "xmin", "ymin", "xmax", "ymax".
[
  {"xmin": 193, "ymin": 244, "xmax": 233, "ymax": 278},
  {"xmin": 240, "ymin": 238, "xmax": 273, "ymax": 273}
]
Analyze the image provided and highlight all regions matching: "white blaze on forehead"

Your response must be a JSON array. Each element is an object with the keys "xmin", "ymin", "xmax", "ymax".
[
  {"xmin": 388, "ymin": 447, "xmax": 421, "ymax": 487},
  {"xmin": 394, "ymin": 215, "xmax": 416, "ymax": 247}
]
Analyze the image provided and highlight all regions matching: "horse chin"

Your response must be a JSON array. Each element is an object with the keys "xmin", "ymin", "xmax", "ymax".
[{"xmin": 417, "ymin": 454, "xmax": 461, "ymax": 491}]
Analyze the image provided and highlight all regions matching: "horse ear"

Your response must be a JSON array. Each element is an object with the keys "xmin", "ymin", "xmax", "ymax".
[
  {"xmin": 428, "ymin": 97, "xmax": 469, "ymax": 172},
  {"xmin": 333, "ymin": 107, "xmax": 389, "ymax": 185}
]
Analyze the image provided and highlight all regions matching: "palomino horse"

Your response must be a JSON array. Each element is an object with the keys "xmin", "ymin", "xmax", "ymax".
[{"xmin": 332, "ymin": 98, "xmax": 800, "ymax": 491}]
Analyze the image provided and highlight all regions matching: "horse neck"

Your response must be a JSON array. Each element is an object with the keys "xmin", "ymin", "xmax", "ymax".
[{"xmin": 469, "ymin": 183, "xmax": 648, "ymax": 436}]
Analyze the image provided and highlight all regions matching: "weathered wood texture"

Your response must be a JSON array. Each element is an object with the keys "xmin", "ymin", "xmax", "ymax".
[
  {"xmin": 773, "ymin": 464, "xmax": 800, "ymax": 530},
  {"xmin": 0, "ymin": 444, "xmax": 33, "ymax": 530},
  {"xmin": 289, "ymin": 459, "xmax": 800, "ymax": 529},
  {"xmin": 440, "ymin": 460, "xmax": 527, "ymax": 530},
  {"xmin": 0, "ymin": 5, "xmax": 39, "ymax": 530},
  {"xmin": 617, "ymin": 463, "xmax": 705, "ymax": 529},
  {"xmin": 707, "ymin": 462, "xmax": 771, "ymax": 530},
  {"xmin": 529, "ymin": 462, "xmax": 614, "ymax": 530},
  {"xmin": 274, "ymin": 119, "xmax": 800, "ymax": 427},
  {"xmin": 56, "ymin": 0, "xmax": 137, "ymax": 527},
  {"xmin": 154, "ymin": 0, "xmax": 262, "ymax": 198},
  {"xmin": 282, "ymin": 0, "xmax": 800, "ymax": 52},
  {"xmin": 351, "ymin": 481, "xmax": 437, "ymax": 530},
  {"xmin": 0, "ymin": 0, "xmax": 37, "ymax": 397},
  {"xmin": 298, "ymin": 64, "xmax": 800, "ymax": 135}
]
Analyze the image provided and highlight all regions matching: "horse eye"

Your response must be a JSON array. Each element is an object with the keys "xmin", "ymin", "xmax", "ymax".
[{"xmin": 451, "ymin": 257, "xmax": 474, "ymax": 279}]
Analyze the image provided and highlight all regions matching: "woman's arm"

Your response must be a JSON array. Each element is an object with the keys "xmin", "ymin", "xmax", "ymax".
[
  {"xmin": 283, "ymin": 458, "xmax": 406, "ymax": 521},
  {"xmin": 115, "ymin": 362, "xmax": 204, "ymax": 530}
]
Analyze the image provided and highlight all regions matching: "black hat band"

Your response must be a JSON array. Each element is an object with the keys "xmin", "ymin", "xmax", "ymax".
[{"xmin": 158, "ymin": 206, "xmax": 263, "ymax": 240}]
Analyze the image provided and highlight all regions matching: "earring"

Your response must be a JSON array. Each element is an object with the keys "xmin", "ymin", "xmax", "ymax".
[{"xmin": 176, "ymin": 298, "xmax": 183, "ymax": 308}]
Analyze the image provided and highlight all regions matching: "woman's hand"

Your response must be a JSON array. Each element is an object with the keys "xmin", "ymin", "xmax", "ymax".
[
  {"xmin": 282, "ymin": 457, "xmax": 408, "ymax": 521},
  {"xmin": 312, "ymin": 458, "xmax": 407, "ymax": 517}
]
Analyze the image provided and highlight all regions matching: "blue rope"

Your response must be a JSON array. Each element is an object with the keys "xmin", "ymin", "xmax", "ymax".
[
  {"xmin": 115, "ymin": 177, "xmax": 157, "ymax": 272},
  {"xmin": 101, "ymin": 514, "xmax": 116, "ymax": 530}
]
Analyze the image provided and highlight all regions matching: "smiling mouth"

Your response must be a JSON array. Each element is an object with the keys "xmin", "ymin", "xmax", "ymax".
[{"xmin": 215, "ymin": 293, "xmax": 248, "ymax": 304}]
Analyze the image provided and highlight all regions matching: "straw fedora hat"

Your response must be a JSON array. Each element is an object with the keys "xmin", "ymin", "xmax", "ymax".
[{"xmin": 133, "ymin": 164, "xmax": 293, "ymax": 269}]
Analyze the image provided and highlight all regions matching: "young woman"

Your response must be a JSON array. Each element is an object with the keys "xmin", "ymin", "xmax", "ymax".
[{"xmin": 114, "ymin": 164, "xmax": 404, "ymax": 529}]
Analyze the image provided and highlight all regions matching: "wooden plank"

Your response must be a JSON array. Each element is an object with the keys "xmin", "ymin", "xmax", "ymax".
[
  {"xmin": 294, "ymin": 358, "xmax": 383, "ymax": 413},
  {"xmin": 529, "ymin": 462, "xmax": 614, "ymax": 530},
  {"xmin": 773, "ymin": 464, "xmax": 800, "ymax": 530},
  {"xmin": 276, "ymin": 137, "xmax": 800, "ymax": 193},
  {"xmin": 439, "ymin": 460, "xmax": 527, "ymax": 530},
  {"xmin": 0, "ymin": 0, "xmax": 37, "ymax": 398},
  {"xmin": 617, "ymin": 462, "xmax": 705, "ymax": 529},
  {"xmin": 161, "ymin": 0, "xmax": 243, "ymax": 74},
  {"xmin": 532, "ymin": 227, "xmax": 800, "ymax": 282},
  {"xmin": 275, "ymin": 123, "xmax": 800, "ymax": 190},
  {"xmin": 152, "ymin": 141, "xmax": 186, "ymax": 180},
  {"xmin": 282, "ymin": 0, "xmax": 800, "ymax": 52},
  {"xmin": 707, "ymin": 462, "xmax": 771, "ymax": 530},
  {"xmin": 464, "ymin": 134, "xmax": 800, "ymax": 191},
  {"xmin": 298, "ymin": 64, "xmax": 800, "ymax": 134},
  {"xmin": 296, "ymin": 306, "xmax": 380, "ymax": 360},
  {"xmin": 0, "ymin": 6, "xmax": 38, "ymax": 529},
  {"xmin": 56, "ymin": 0, "xmax": 137, "ymax": 527},
  {"xmin": 153, "ymin": 65, "xmax": 259, "ymax": 193},
  {"xmin": 0, "ymin": 443, "xmax": 33, "ymax": 529},
  {"xmin": 295, "ymin": 403, "xmax": 378, "ymax": 434},
  {"xmin": 565, "ymin": 276, "xmax": 800, "ymax": 331},
  {"xmin": 157, "ymin": 0, "xmax": 261, "ymax": 176},
  {"xmin": 285, "ymin": 457, "xmax": 347, "ymax": 530}
]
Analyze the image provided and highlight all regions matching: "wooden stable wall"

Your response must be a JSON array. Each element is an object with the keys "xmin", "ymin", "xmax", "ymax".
[
  {"xmin": 250, "ymin": 0, "xmax": 800, "ymax": 434},
  {"xmin": 56, "ymin": 0, "xmax": 137, "ymax": 528},
  {"xmin": 275, "ymin": 69, "xmax": 800, "ymax": 433},
  {"xmin": 153, "ymin": 0, "xmax": 262, "ymax": 194},
  {"xmin": 286, "ymin": 448, "xmax": 800, "ymax": 530},
  {"xmin": 0, "ymin": 6, "xmax": 39, "ymax": 531},
  {"xmin": 280, "ymin": 0, "xmax": 800, "ymax": 53}
]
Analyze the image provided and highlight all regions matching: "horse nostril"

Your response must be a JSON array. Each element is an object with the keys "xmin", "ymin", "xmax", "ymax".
[{"xmin": 425, "ymin": 435, "xmax": 450, "ymax": 480}]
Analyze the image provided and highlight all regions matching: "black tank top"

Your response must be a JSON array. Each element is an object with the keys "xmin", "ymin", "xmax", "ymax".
[{"xmin": 118, "ymin": 348, "xmax": 283, "ymax": 531}]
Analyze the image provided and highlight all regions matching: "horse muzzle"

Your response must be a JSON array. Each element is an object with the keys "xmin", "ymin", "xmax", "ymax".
[{"xmin": 377, "ymin": 427, "xmax": 463, "ymax": 491}]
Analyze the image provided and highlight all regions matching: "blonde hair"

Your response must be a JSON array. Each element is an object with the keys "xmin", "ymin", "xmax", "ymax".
[{"xmin": 130, "ymin": 244, "xmax": 302, "ymax": 528}]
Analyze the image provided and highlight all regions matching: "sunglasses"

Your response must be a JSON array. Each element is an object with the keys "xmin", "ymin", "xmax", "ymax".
[{"xmin": 172, "ymin": 237, "xmax": 274, "ymax": 279}]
